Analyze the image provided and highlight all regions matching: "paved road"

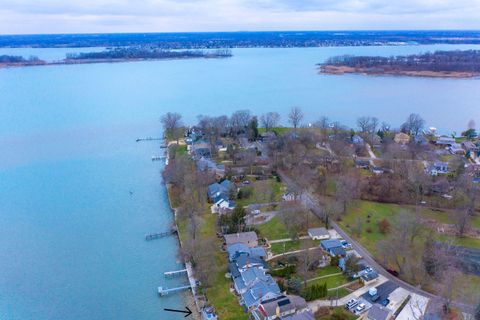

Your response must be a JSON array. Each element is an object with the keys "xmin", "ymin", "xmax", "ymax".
[{"xmin": 278, "ymin": 170, "xmax": 474, "ymax": 314}]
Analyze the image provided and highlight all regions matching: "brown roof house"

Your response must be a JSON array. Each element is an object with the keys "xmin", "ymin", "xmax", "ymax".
[
  {"xmin": 394, "ymin": 132, "xmax": 410, "ymax": 145},
  {"xmin": 224, "ymin": 231, "xmax": 258, "ymax": 248}
]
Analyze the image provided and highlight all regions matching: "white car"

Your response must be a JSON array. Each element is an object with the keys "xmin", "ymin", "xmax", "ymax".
[{"xmin": 355, "ymin": 303, "xmax": 366, "ymax": 314}]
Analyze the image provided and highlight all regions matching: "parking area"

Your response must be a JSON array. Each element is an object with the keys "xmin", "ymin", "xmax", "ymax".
[
  {"xmin": 345, "ymin": 298, "xmax": 372, "ymax": 316},
  {"xmin": 360, "ymin": 281, "xmax": 399, "ymax": 305}
]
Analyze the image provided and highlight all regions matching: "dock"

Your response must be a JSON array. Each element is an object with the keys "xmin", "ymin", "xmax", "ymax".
[
  {"xmin": 136, "ymin": 137, "xmax": 164, "ymax": 142},
  {"xmin": 145, "ymin": 229, "xmax": 177, "ymax": 241},
  {"xmin": 158, "ymin": 285, "xmax": 192, "ymax": 296},
  {"xmin": 164, "ymin": 269, "xmax": 187, "ymax": 278},
  {"xmin": 151, "ymin": 155, "xmax": 166, "ymax": 161}
]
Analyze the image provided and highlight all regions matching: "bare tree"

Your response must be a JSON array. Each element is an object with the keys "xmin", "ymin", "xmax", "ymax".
[
  {"xmin": 357, "ymin": 116, "xmax": 371, "ymax": 133},
  {"xmin": 401, "ymin": 113, "xmax": 425, "ymax": 136},
  {"xmin": 314, "ymin": 116, "xmax": 330, "ymax": 141},
  {"xmin": 230, "ymin": 109, "xmax": 251, "ymax": 136},
  {"xmin": 160, "ymin": 112, "xmax": 183, "ymax": 143},
  {"xmin": 288, "ymin": 107, "xmax": 304, "ymax": 133},
  {"xmin": 260, "ymin": 112, "xmax": 281, "ymax": 132}
]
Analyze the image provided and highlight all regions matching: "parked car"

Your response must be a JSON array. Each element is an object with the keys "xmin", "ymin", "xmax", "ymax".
[
  {"xmin": 341, "ymin": 240, "xmax": 352, "ymax": 249},
  {"xmin": 355, "ymin": 303, "xmax": 366, "ymax": 314},
  {"xmin": 345, "ymin": 299, "xmax": 357, "ymax": 310},
  {"xmin": 251, "ymin": 209, "xmax": 261, "ymax": 215},
  {"xmin": 347, "ymin": 301, "xmax": 360, "ymax": 311},
  {"xmin": 380, "ymin": 299, "xmax": 390, "ymax": 307}
]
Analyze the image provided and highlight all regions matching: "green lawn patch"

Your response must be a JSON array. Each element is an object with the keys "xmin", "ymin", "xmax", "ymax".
[
  {"xmin": 206, "ymin": 251, "xmax": 248, "ymax": 320},
  {"xmin": 308, "ymin": 274, "xmax": 349, "ymax": 289},
  {"xmin": 257, "ymin": 216, "xmax": 290, "ymax": 240},
  {"xmin": 315, "ymin": 266, "xmax": 341, "ymax": 278}
]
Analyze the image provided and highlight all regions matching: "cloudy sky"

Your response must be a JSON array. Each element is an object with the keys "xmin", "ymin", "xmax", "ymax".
[{"xmin": 0, "ymin": 0, "xmax": 479, "ymax": 34}]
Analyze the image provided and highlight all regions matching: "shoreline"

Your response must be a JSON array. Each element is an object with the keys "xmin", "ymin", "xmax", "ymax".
[
  {"xmin": 163, "ymin": 146, "xmax": 202, "ymax": 320},
  {"xmin": 319, "ymin": 65, "xmax": 480, "ymax": 78},
  {"xmin": 0, "ymin": 56, "xmax": 231, "ymax": 69}
]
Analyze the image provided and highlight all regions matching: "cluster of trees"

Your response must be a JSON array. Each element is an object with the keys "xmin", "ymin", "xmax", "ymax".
[
  {"xmin": 323, "ymin": 50, "xmax": 480, "ymax": 73},
  {"xmin": 65, "ymin": 47, "xmax": 232, "ymax": 60},
  {"xmin": 0, "ymin": 55, "xmax": 43, "ymax": 64},
  {"xmin": 302, "ymin": 283, "xmax": 328, "ymax": 301},
  {"xmin": 162, "ymin": 146, "xmax": 220, "ymax": 287}
]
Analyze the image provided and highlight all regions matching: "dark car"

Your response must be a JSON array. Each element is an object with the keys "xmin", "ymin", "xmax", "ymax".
[{"xmin": 380, "ymin": 298, "xmax": 390, "ymax": 307}]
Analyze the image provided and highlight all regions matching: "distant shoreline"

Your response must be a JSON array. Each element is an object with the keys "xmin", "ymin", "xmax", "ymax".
[
  {"xmin": 0, "ymin": 56, "xmax": 230, "ymax": 69},
  {"xmin": 319, "ymin": 64, "xmax": 480, "ymax": 78}
]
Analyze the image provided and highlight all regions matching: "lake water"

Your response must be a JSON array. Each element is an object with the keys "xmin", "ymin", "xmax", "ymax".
[{"xmin": 0, "ymin": 45, "xmax": 480, "ymax": 320}]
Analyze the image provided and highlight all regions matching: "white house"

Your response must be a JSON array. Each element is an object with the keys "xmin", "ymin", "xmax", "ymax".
[{"xmin": 307, "ymin": 227, "xmax": 330, "ymax": 240}]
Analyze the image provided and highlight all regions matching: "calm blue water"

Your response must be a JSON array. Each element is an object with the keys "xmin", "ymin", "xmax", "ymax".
[{"xmin": 0, "ymin": 45, "xmax": 480, "ymax": 320}]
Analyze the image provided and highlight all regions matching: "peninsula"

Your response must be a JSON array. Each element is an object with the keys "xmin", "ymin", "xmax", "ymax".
[
  {"xmin": 0, "ymin": 47, "xmax": 232, "ymax": 68},
  {"xmin": 319, "ymin": 50, "xmax": 480, "ymax": 78}
]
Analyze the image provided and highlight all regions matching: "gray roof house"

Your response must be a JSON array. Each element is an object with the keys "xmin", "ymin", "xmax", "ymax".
[
  {"xmin": 462, "ymin": 140, "xmax": 479, "ymax": 152},
  {"xmin": 436, "ymin": 136, "xmax": 455, "ymax": 146},
  {"xmin": 227, "ymin": 243, "xmax": 267, "ymax": 262},
  {"xmin": 252, "ymin": 295, "xmax": 308, "ymax": 320},
  {"xmin": 234, "ymin": 253, "xmax": 268, "ymax": 272},
  {"xmin": 233, "ymin": 266, "xmax": 271, "ymax": 294},
  {"xmin": 367, "ymin": 305, "xmax": 392, "ymax": 320},
  {"xmin": 281, "ymin": 311, "xmax": 315, "ymax": 320},
  {"xmin": 307, "ymin": 227, "xmax": 330, "ymax": 240},
  {"xmin": 241, "ymin": 280, "xmax": 281, "ymax": 310},
  {"xmin": 224, "ymin": 231, "xmax": 259, "ymax": 248},
  {"xmin": 428, "ymin": 162, "xmax": 449, "ymax": 176},
  {"xmin": 207, "ymin": 180, "xmax": 233, "ymax": 201},
  {"xmin": 320, "ymin": 239, "xmax": 346, "ymax": 257}
]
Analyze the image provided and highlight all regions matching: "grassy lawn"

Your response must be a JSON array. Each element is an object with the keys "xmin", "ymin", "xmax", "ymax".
[
  {"xmin": 436, "ymin": 234, "xmax": 480, "ymax": 249},
  {"xmin": 270, "ymin": 239, "xmax": 320, "ymax": 255},
  {"xmin": 173, "ymin": 144, "xmax": 188, "ymax": 157},
  {"xmin": 206, "ymin": 250, "xmax": 248, "ymax": 320},
  {"xmin": 472, "ymin": 216, "xmax": 480, "ymax": 229},
  {"xmin": 237, "ymin": 178, "xmax": 285, "ymax": 207},
  {"xmin": 257, "ymin": 216, "xmax": 290, "ymax": 240},
  {"xmin": 315, "ymin": 266, "xmax": 342, "ymax": 278},
  {"xmin": 337, "ymin": 200, "xmax": 461, "ymax": 254},
  {"xmin": 308, "ymin": 274, "xmax": 349, "ymax": 289}
]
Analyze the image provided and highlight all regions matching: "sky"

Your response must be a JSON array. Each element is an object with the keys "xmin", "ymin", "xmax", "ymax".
[{"xmin": 0, "ymin": 0, "xmax": 480, "ymax": 34}]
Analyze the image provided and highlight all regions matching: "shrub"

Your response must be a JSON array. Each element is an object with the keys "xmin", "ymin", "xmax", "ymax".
[
  {"xmin": 302, "ymin": 283, "xmax": 328, "ymax": 301},
  {"xmin": 270, "ymin": 265, "xmax": 296, "ymax": 278},
  {"xmin": 366, "ymin": 227, "xmax": 373, "ymax": 233},
  {"xmin": 378, "ymin": 218, "xmax": 391, "ymax": 234}
]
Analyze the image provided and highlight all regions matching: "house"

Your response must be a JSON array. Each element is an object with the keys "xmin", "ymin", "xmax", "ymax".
[
  {"xmin": 281, "ymin": 311, "xmax": 315, "ymax": 320},
  {"xmin": 436, "ymin": 136, "xmax": 455, "ymax": 146},
  {"xmin": 394, "ymin": 132, "xmax": 410, "ymax": 145},
  {"xmin": 234, "ymin": 253, "xmax": 268, "ymax": 272},
  {"xmin": 227, "ymin": 243, "xmax": 266, "ymax": 262},
  {"xmin": 207, "ymin": 180, "xmax": 233, "ymax": 201},
  {"xmin": 260, "ymin": 131, "xmax": 277, "ymax": 142},
  {"xmin": 320, "ymin": 239, "xmax": 347, "ymax": 257},
  {"xmin": 462, "ymin": 140, "xmax": 479, "ymax": 153},
  {"xmin": 413, "ymin": 135, "xmax": 429, "ymax": 146},
  {"xmin": 355, "ymin": 159, "xmax": 370, "ymax": 169},
  {"xmin": 307, "ymin": 228, "xmax": 330, "ymax": 240},
  {"xmin": 351, "ymin": 135, "xmax": 365, "ymax": 146},
  {"xmin": 197, "ymin": 157, "xmax": 225, "ymax": 178},
  {"xmin": 427, "ymin": 162, "xmax": 449, "ymax": 176},
  {"xmin": 224, "ymin": 231, "xmax": 259, "ymax": 247},
  {"xmin": 241, "ymin": 280, "xmax": 281, "ymax": 310},
  {"xmin": 211, "ymin": 196, "xmax": 236, "ymax": 214},
  {"xmin": 282, "ymin": 193, "xmax": 296, "ymax": 202},
  {"xmin": 361, "ymin": 269, "xmax": 379, "ymax": 282},
  {"xmin": 252, "ymin": 295, "xmax": 308, "ymax": 320},
  {"xmin": 371, "ymin": 166, "xmax": 384, "ymax": 174},
  {"xmin": 233, "ymin": 266, "xmax": 272, "ymax": 294},
  {"xmin": 449, "ymin": 143, "xmax": 466, "ymax": 155},
  {"xmin": 191, "ymin": 141, "xmax": 212, "ymax": 159},
  {"xmin": 367, "ymin": 305, "xmax": 392, "ymax": 320}
]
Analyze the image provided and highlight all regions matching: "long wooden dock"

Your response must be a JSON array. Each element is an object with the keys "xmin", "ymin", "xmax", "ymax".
[
  {"xmin": 145, "ymin": 229, "xmax": 177, "ymax": 241},
  {"xmin": 164, "ymin": 269, "xmax": 187, "ymax": 278},
  {"xmin": 158, "ymin": 285, "xmax": 192, "ymax": 296},
  {"xmin": 136, "ymin": 137, "xmax": 164, "ymax": 142},
  {"xmin": 151, "ymin": 155, "xmax": 166, "ymax": 161}
]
